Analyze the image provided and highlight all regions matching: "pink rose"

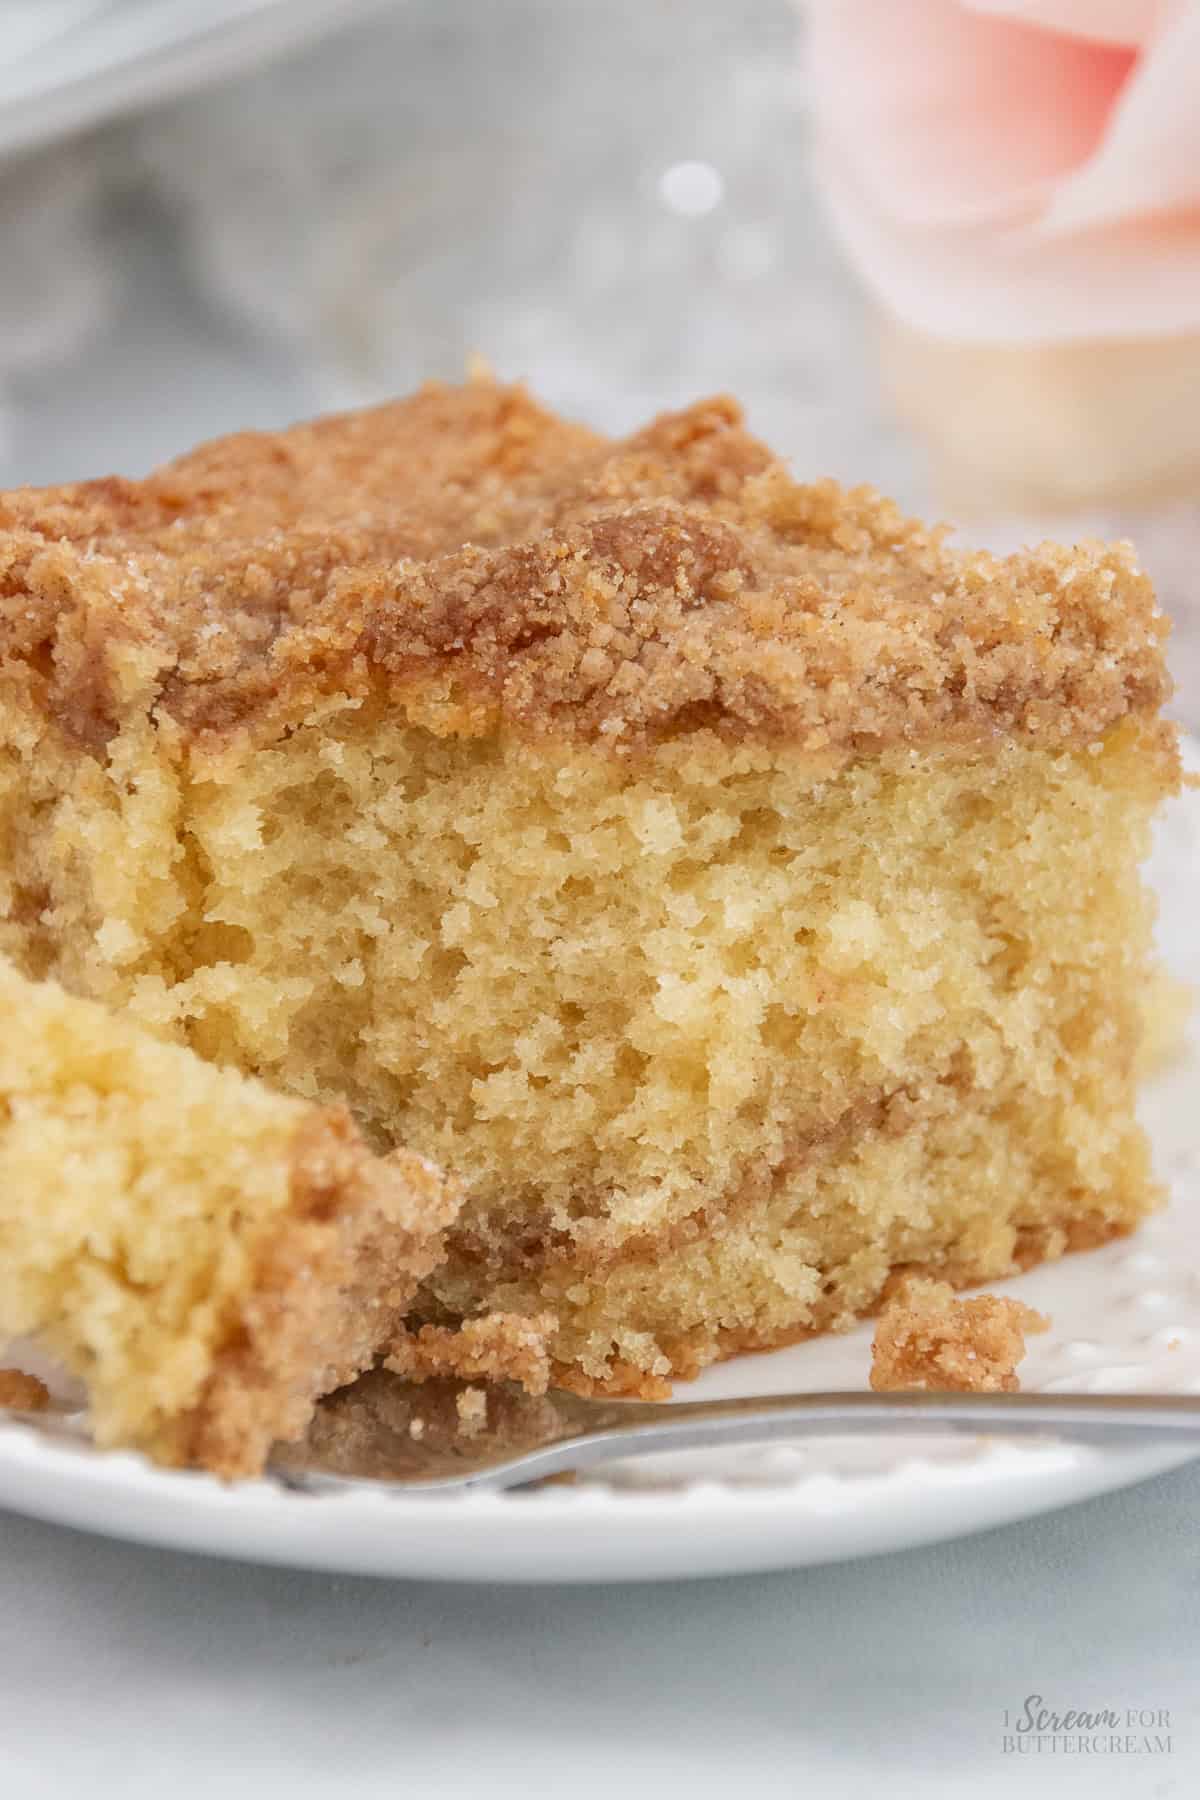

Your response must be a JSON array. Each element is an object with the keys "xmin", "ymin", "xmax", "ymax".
[{"xmin": 807, "ymin": 0, "xmax": 1200, "ymax": 340}]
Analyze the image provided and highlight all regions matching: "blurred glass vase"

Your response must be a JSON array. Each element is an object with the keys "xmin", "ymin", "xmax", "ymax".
[{"xmin": 877, "ymin": 323, "xmax": 1200, "ymax": 520}]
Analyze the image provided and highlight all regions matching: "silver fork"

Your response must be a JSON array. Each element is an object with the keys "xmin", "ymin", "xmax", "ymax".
[
  {"xmin": 269, "ymin": 1386, "xmax": 1200, "ymax": 1494},
  {"xmin": 6, "ymin": 1388, "xmax": 1199, "ymax": 1492}
]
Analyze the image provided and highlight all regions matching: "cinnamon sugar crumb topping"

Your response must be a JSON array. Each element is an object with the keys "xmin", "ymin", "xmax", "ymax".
[
  {"xmin": 0, "ymin": 378, "xmax": 1171, "ymax": 755},
  {"xmin": 870, "ymin": 1278, "xmax": 1049, "ymax": 1394}
]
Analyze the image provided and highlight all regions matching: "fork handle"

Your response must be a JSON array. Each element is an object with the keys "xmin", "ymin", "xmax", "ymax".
[
  {"xmin": 489, "ymin": 1388, "xmax": 1200, "ymax": 1491},
  {"xmin": 598, "ymin": 1387, "xmax": 1200, "ymax": 1447}
]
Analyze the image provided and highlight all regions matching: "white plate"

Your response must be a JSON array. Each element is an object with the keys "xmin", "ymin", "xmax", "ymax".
[{"xmin": 1, "ymin": 741, "xmax": 1197, "ymax": 1583}]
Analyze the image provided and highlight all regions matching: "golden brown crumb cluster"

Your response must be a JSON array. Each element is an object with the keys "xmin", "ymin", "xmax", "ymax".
[
  {"xmin": 0, "ymin": 1368, "xmax": 49, "ymax": 1412},
  {"xmin": 0, "ymin": 379, "xmax": 1171, "ymax": 756},
  {"xmin": 386, "ymin": 1311, "xmax": 558, "ymax": 1396},
  {"xmin": 870, "ymin": 1278, "xmax": 1049, "ymax": 1394}
]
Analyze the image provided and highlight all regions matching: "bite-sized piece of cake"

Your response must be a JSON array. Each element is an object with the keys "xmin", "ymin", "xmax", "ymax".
[
  {"xmin": 0, "ymin": 378, "xmax": 1181, "ymax": 1396},
  {"xmin": 0, "ymin": 962, "xmax": 460, "ymax": 1474},
  {"xmin": 870, "ymin": 1278, "xmax": 1048, "ymax": 1394}
]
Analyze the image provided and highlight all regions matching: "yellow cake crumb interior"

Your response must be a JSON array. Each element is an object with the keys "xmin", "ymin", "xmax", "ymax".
[
  {"xmin": 1, "ymin": 707, "xmax": 1169, "ymax": 1385},
  {"xmin": 0, "ymin": 958, "xmax": 460, "ymax": 1469},
  {"xmin": 0, "ymin": 961, "xmax": 314, "ymax": 1451}
]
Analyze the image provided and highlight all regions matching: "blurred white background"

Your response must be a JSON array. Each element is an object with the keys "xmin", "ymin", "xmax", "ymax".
[{"xmin": 0, "ymin": 0, "xmax": 909, "ymax": 497}]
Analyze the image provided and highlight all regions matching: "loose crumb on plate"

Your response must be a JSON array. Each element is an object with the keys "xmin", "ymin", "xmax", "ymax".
[
  {"xmin": 0, "ymin": 1368, "xmax": 50, "ymax": 1411},
  {"xmin": 870, "ymin": 1279, "xmax": 1049, "ymax": 1394}
]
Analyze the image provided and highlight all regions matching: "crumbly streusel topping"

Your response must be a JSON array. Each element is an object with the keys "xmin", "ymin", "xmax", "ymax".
[{"xmin": 0, "ymin": 377, "xmax": 1172, "ymax": 756}]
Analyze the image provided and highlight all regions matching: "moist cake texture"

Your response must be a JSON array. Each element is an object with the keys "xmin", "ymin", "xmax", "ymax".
[
  {"xmin": 0, "ymin": 960, "xmax": 459, "ymax": 1472},
  {"xmin": 0, "ymin": 378, "xmax": 1180, "ymax": 1396}
]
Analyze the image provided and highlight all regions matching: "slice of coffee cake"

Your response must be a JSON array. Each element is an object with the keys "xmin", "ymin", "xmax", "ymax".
[
  {"xmin": 0, "ymin": 961, "xmax": 459, "ymax": 1472},
  {"xmin": 0, "ymin": 379, "xmax": 1180, "ymax": 1394}
]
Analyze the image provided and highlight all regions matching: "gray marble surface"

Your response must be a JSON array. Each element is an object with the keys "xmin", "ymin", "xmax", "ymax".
[
  {"xmin": 2, "ymin": 1460, "xmax": 1198, "ymax": 1799},
  {"xmin": 0, "ymin": 7, "xmax": 1197, "ymax": 1792}
]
